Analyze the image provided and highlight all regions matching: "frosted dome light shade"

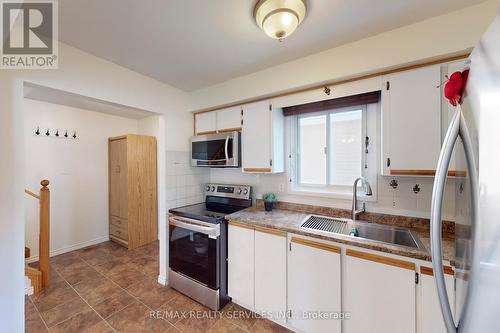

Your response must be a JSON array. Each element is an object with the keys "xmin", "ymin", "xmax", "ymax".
[{"xmin": 254, "ymin": 0, "xmax": 307, "ymax": 40}]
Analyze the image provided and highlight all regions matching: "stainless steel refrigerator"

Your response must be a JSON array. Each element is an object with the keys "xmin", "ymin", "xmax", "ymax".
[{"xmin": 431, "ymin": 11, "xmax": 500, "ymax": 333}]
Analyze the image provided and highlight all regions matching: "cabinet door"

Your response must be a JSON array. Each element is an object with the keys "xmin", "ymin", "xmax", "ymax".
[
  {"xmin": 383, "ymin": 65, "xmax": 441, "ymax": 175},
  {"xmin": 254, "ymin": 228, "xmax": 287, "ymax": 323},
  {"xmin": 242, "ymin": 101, "xmax": 272, "ymax": 172},
  {"xmin": 344, "ymin": 250, "xmax": 416, "ymax": 333},
  {"xmin": 195, "ymin": 112, "xmax": 217, "ymax": 135},
  {"xmin": 228, "ymin": 223, "xmax": 255, "ymax": 310},
  {"xmin": 288, "ymin": 237, "xmax": 341, "ymax": 333},
  {"xmin": 419, "ymin": 267, "xmax": 455, "ymax": 333},
  {"xmin": 217, "ymin": 107, "xmax": 242, "ymax": 132},
  {"xmin": 109, "ymin": 138, "xmax": 128, "ymax": 219}
]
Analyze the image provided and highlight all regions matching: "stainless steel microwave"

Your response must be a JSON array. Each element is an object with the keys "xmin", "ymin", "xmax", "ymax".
[{"xmin": 190, "ymin": 132, "xmax": 241, "ymax": 167}]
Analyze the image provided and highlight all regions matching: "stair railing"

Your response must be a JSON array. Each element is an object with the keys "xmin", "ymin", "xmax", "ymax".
[{"xmin": 25, "ymin": 180, "xmax": 50, "ymax": 290}]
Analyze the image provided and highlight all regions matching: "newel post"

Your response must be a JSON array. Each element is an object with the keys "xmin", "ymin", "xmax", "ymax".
[{"xmin": 39, "ymin": 179, "xmax": 50, "ymax": 288}]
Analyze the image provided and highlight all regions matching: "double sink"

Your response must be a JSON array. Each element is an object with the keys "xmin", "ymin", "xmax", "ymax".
[{"xmin": 301, "ymin": 215, "xmax": 425, "ymax": 249}]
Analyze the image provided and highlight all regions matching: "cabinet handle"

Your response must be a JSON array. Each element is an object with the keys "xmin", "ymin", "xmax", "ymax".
[{"xmin": 386, "ymin": 157, "xmax": 391, "ymax": 167}]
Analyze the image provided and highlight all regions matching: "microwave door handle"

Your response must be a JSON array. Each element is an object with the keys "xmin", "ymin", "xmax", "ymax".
[
  {"xmin": 196, "ymin": 159, "xmax": 227, "ymax": 162},
  {"xmin": 224, "ymin": 136, "xmax": 230, "ymax": 161},
  {"xmin": 431, "ymin": 110, "xmax": 460, "ymax": 333}
]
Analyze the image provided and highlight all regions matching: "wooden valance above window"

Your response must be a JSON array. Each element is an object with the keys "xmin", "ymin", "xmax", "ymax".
[{"xmin": 282, "ymin": 91, "xmax": 381, "ymax": 116}]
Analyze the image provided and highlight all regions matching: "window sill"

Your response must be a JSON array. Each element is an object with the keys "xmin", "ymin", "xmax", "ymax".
[{"xmin": 288, "ymin": 186, "xmax": 377, "ymax": 202}]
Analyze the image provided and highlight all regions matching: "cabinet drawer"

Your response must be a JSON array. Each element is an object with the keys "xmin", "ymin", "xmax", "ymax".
[
  {"xmin": 110, "ymin": 216, "xmax": 128, "ymax": 229},
  {"xmin": 110, "ymin": 222, "xmax": 128, "ymax": 240}
]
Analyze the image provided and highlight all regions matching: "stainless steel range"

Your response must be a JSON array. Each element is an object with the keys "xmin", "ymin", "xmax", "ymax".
[{"xmin": 168, "ymin": 184, "xmax": 252, "ymax": 310}]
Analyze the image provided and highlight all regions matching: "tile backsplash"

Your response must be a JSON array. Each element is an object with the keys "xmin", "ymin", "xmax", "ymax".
[{"xmin": 166, "ymin": 151, "xmax": 209, "ymax": 211}]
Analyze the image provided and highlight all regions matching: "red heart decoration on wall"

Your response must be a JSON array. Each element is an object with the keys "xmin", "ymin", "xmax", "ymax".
[{"xmin": 444, "ymin": 70, "xmax": 469, "ymax": 107}]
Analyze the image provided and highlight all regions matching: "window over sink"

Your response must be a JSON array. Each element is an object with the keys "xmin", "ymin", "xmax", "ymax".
[{"xmin": 289, "ymin": 103, "xmax": 377, "ymax": 198}]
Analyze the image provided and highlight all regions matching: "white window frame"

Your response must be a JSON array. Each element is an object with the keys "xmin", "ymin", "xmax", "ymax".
[{"xmin": 288, "ymin": 104, "xmax": 377, "ymax": 200}]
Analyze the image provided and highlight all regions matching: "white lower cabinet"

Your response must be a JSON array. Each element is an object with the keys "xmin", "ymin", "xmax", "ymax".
[
  {"xmin": 254, "ymin": 227, "xmax": 287, "ymax": 322},
  {"xmin": 344, "ymin": 249, "xmax": 416, "ymax": 333},
  {"xmin": 228, "ymin": 222, "xmax": 255, "ymax": 310},
  {"xmin": 419, "ymin": 267, "xmax": 455, "ymax": 333},
  {"xmin": 288, "ymin": 237, "xmax": 342, "ymax": 333}
]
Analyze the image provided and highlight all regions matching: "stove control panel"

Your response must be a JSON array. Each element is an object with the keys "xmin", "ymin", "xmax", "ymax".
[{"xmin": 205, "ymin": 183, "xmax": 252, "ymax": 200}]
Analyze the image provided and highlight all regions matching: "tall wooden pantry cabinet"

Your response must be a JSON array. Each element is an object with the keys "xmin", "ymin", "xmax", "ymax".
[{"xmin": 108, "ymin": 134, "xmax": 158, "ymax": 249}]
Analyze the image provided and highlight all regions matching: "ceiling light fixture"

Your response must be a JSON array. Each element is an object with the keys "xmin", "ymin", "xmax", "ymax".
[{"xmin": 254, "ymin": 0, "xmax": 307, "ymax": 41}]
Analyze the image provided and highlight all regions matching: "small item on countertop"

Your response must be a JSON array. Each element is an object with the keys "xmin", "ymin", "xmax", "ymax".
[
  {"xmin": 349, "ymin": 228, "xmax": 358, "ymax": 237},
  {"xmin": 262, "ymin": 192, "xmax": 278, "ymax": 212}
]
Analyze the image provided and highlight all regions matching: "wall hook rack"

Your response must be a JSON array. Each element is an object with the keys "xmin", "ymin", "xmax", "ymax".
[{"xmin": 32, "ymin": 126, "xmax": 79, "ymax": 140}]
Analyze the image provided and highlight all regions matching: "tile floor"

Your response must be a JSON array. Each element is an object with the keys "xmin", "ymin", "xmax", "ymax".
[{"xmin": 26, "ymin": 240, "xmax": 292, "ymax": 333}]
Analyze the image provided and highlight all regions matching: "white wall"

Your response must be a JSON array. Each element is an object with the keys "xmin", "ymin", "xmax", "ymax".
[
  {"xmin": 1, "ymin": 41, "xmax": 192, "ymax": 331},
  {"xmin": 0, "ymin": 75, "xmax": 24, "ymax": 333},
  {"xmin": 188, "ymin": 0, "xmax": 500, "ymax": 111},
  {"xmin": 23, "ymin": 99, "xmax": 140, "ymax": 260}
]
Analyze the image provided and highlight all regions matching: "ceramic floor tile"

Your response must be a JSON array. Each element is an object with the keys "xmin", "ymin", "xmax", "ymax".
[
  {"xmin": 208, "ymin": 319, "xmax": 247, "ymax": 333},
  {"xmin": 92, "ymin": 290, "xmax": 135, "ymax": 319},
  {"xmin": 40, "ymin": 296, "xmax": 89, "ymax": 327},
  {"xmin": 126, "ymin": 278, "xmax": 178, "ymax": 310},
  {"xmin": 106, "ymin": 301, "xmax": 174, "ymax": 333},
  {"xmin": 156, "ymin": 291, "xmax": 198, "ymax": 324},
  {"xmin": 31, "ymin": 280, "xmax": 79, "ymax": 313},
  {"xmin": 73, "ymin": 275, "xmax": 123, "ymax": 307},
  {"xmin": 250, "ymin": 318, "xmax": 293, "ymax": 333},
  {"xmin": 49, "ymin": 308, "xmax": 109, "ymax": 333},
  {"xmin": 108, "ymin": 267, "xmax": 148, "ymax": 289},
  {"xmin": 223, "ymin": 303, "xmax": 259, "ymax": 332}
]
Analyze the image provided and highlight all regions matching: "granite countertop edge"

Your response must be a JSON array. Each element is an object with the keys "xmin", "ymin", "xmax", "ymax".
[{"xmin": 226, "ymin": 207, "xmax": 455, "ymax": 265}]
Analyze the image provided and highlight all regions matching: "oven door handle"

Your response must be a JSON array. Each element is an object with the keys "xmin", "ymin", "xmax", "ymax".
[{"xmin": 169, "ymin": 217, "xmax": 220, "ymax": 239}]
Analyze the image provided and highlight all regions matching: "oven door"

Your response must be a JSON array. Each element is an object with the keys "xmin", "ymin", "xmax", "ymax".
[
  {"xmin": 190, "ymin": 132, "xmax": 240, "ymax": 167},
  {"xmin": 169, "ymin": 216, "xmax": 220, "ymax": 290}
]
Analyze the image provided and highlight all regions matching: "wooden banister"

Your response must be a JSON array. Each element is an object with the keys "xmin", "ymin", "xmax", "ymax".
[
  {"xmin": 25, "ymin": 189, "xmax": 40, "ymax": 200},
  {"xmin": 39, "ymin": 180, "xmax": 50, "ymax": 288}
]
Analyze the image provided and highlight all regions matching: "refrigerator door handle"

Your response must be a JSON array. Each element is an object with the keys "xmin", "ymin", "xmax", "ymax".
[{"xmin": 431, "ymin": 109, "xmax": 460, "ymax": 333}]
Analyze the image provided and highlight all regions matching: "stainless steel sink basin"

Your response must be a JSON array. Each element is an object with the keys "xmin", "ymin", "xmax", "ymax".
[
  {"xmin": 300, "ymin": 215, "xmax": 425, "ymax": 250},
  {"xmin": 350, "ymin": 221, "xmax": 424, "ymax": 249}
]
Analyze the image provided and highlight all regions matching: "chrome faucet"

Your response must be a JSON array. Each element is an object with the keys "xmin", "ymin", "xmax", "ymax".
[{"xmin": 352, "ymin": 177, "xmax": 373, "ymax": 220}]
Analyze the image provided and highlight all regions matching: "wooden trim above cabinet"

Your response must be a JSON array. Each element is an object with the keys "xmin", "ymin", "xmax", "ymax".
[
  {"xmin": 346, "ymin": 249, "xmax": 416, "ymax": 270},
  {"xmin": 254, "ymin": 225, "xmax": 287, "ymax": 237},
  {"xmin": 291, "ymin": 237, "xmax": 341, "ymax": 254},
  {"xmin": 420, "ymin": 266, "xmax": 454, "ymax": 276},
  {"xmin": 218, "ymin": 127, "xmax": 242, "ymax": 133},
  {"xmin": 390, "ymin": 169, "xmax": 467, "ymax": 177},
  {"xmin": 192, "ymin": 52, "xmax": 470, "ymax": 114},
  {"xmin": 243, "ymin": 167, "xmax": 272, "ymax": 173},
  {"xmin": 228, "ymin": 220, "xmax": 255, "ymax": 230},
  {"xmin": 196, "ymin": 130, "xmax": 218, "ymax": 136}
]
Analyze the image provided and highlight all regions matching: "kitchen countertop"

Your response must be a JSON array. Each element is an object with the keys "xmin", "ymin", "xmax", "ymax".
[{"xmin": 226, "ymin": 205, "xmax": 455, "ymax": 265}]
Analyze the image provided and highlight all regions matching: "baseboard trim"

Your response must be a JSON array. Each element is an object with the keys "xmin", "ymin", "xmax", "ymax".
[
  {"xmin": 157, "ymin": 274, "xmax": 167, "ymax": 286},
  {"xmin": 25, "ymin": 236, "xmax": 110, "ymax": 263}
]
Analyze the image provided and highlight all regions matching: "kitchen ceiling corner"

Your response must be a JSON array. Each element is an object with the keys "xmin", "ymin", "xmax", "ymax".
[{"xmin": 59, "ymin": 0, "xmax": 485, "ymax": 91}]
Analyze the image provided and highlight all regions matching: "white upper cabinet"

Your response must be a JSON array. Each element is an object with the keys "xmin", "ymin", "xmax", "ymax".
[
  {"xmin": 288, "ymin": 237, "xmax": 341, "ymax": 333},
  {"xmin": 254, "ymin": 228, "xmax": 287, "ymax": 323},
  {"xmin": 344, "ymin": 249, "xmax": 416, "ymax": 333},
  {"xmin": 216, "ymin": 107, "xmax": 242, "ymax": 132},
  {"xmin": 194, "ymin": 107, "xmax": 242, "ymax": 135},
  {"xmin": 194, "ymin": 112, "xmax": 217, "ymax": 135},
  {"xmin": 382, "ymin": 65, "xmax": 442, "ymax": 176},
  {"xmin": 242, "ymin": 100, "xmax": 285, "ymax": 173}
]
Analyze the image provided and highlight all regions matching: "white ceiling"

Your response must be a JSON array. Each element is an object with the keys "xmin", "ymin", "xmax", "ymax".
[{"xmin": 59, "ymin": 0, "xmax": 485, "ymax": 91}]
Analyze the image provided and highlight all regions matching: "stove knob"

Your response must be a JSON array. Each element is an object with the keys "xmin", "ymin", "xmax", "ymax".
[
  {"xmin": 243, "ymin": 188, "xmax": 249, "ymax": 195},
  {"xmin": 205, "ymin": 186, "xmax": 211, "ymax": 192},
  {"xmin": 237, "ymin": 188, "xmax": 242, "ymax": 194},
  {"xmin": 211, "ymin": 186, "xmax": 216, "ymax": 192}
]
